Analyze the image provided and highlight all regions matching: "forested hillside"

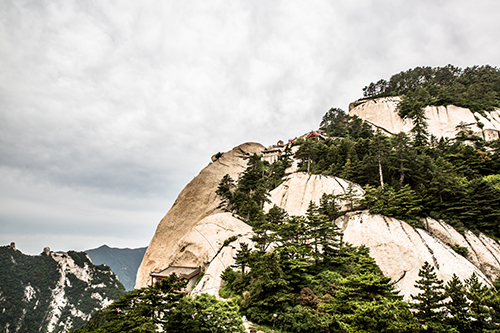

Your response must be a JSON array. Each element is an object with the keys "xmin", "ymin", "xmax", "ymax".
[
  {"xmin": 362, "ymin": 65, "xmax": 500, "ymax": 115},
  {"xmin": 0, "ymin": 245, "xmax": 125, "ymax": 333},
  {"xmin": 302, "ymin": 65, "xmax": 500, "ymax": 239}
]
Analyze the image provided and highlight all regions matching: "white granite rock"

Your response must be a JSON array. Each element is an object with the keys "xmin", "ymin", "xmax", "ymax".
[
  {"xmin": 135, "ymin": 142, "xmax": 264, "ymax": 289},
  {"xmin": 336, "ymin": 212, "xmax": 492, "ymax": 300},
  {"xmin": 264, "ymin": 172, "xmax": 364, "ymax": 215},
  {"xmin": 349, "ymin": 97, "xmax": 500, "ymax": 140}
]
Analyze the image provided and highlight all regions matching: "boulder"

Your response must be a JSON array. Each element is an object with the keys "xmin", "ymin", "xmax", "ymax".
[{"xmin": 135, "ymin": 142, "xmax": 264, "ymax": 289}]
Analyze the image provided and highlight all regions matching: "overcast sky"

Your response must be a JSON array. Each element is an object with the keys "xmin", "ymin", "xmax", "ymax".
[{"xmin": 1, "ymin": 0, "xmax": 499, "ymax": 255}]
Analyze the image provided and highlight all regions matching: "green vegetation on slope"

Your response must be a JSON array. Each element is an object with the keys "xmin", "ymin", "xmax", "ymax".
[
  {"xmin": 0, "ymin": 246, "xmax": 125, "ymax": 333},
  {"xmin": 362, "ymin": 64, "xmax": 500, "ymax": 115},
  {"xmin": 71, "ymin": 276, "xmax": 245, "ymax": 333},
  {"xmin": 217, "ymin": 157, "xmax": 500, "ymax": 332},
  {"xmin": 216, "ymin": 150, "xmax": 292, "ymax": 226},
  {"xmin": 297, "ymin": 107, "xmax": 500, "ymax": 234},
  {"xmin": 220, "ymin": 202, "xmax": 417, "ymax": 332}
]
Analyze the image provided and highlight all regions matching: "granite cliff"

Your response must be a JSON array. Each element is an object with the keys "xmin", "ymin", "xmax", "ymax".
[
  {"xmin": 267, "ymin": 173, "xmax": 500, "ymax": 299},
  {"xmin": 135, "ymin": 142, "xmax": 264, "ymax": 289},
  {"xmin": 136, "ymin": 146, "xmax": 500, "ymax": 300},
  {"xmin": 135, "ymin": 100, "xmax": 500, "ymax": 300},
  {"xmin": 349, "ymin": 97, "xmax": 500, "ymax": 141}
]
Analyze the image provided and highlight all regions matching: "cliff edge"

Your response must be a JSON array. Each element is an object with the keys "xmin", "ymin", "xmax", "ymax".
[{"xmin": 135, "ymin": 142, "xmax": 264, "ymax": 289}]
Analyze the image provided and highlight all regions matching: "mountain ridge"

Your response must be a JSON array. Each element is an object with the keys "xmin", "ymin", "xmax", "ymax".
[
  {"xmin": 0, "ymin": 244, "xmax": 125, "ymax": 333},
  {"xmin": 85, "ymin": 244, "xmax": 147, "ymax": 291}
]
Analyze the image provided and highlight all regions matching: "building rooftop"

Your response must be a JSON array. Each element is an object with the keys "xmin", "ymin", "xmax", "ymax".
[{"xmin": 150, "ymin": 266, "xmax": 201, "ymax": 280}]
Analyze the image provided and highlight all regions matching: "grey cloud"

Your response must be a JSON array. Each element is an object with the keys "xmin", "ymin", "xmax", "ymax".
[{"xmin": 1, "ymin": 0, "xmax": 499, "ymax": 255}]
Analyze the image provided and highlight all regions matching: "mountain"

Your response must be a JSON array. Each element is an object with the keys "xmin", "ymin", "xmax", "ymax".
[
  {"xmin": 85, "ymin": 245, "xmax": 147, "ymax": 291},
  {"xmin": 135, "ymin": 142, "xmax": 264, "ymax": 289},
  {"xmin": 87, "ymin": 64, "xmax": 500, "ymax": 332},
  {"xmin": 0, "ymin": 244, "xmax": 125, "ymax": 333},
  {"xmin": 265, "ymin": 173, "xmax": 498, "ymax": 298},
  {"xmin": 136, "ymin": 114, "xmax": 500, "ymax": 302}
]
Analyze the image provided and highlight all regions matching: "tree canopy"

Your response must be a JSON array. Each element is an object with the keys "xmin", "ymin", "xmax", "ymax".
[{"xmin": 362, "ymin": 64, "xmax": 500, "ymax": 115}]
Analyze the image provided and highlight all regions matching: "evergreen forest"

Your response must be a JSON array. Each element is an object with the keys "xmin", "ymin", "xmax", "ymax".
[{"xmin": 362, "ymin": 65, "xmax": 500, "ymax": 115}]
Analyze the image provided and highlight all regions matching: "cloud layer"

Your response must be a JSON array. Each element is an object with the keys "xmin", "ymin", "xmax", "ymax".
[{"xmin": 1, "ymin": 0, "xmax": 499, "ymax": 254}]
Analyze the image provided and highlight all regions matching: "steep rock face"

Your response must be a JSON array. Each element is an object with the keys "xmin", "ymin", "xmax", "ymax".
[
  {"xmin": 267, "ymin": 174, "xmax": 499, "ymax": 299},
  {"xmin": 0, "ymin": 246, "xmax": 124, "ymax": 333},
  {"xmin": 188, "ymin": 213, "xmax": 253, "ymax": 297},
  {"xmin": 135, "ymin": 142, "xmax": 264, "ymax": 289},
  {"xmin": 168, "ymin": 212, "xmax": 252, "ymax": 269},
  {"xmin": 336, "ymin": 212, "xmax": 492, "ymax": 300},
  {"xmin": 264, "ymin": 172, "xmax": 364, "ymax": 215},
  {"xmin": 424, "ymin": 218, "xmax": 500, "ymax": 282},
  {"xmin": 349, "ymin": 97, "xmax": 500, "ymax": 140}
]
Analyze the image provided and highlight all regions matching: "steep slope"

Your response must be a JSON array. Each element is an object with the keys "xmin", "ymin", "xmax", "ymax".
[
  {"xmin": 263, "ymin": 172, "xmax": 363, "ymax": 215},
  {"xmin": 178, "ymin": 212, "xmax": 253, "ymax": 297},
  {"xmin": 0, "ymin": 245, "xmax": 124, "ymax": 333},
  {"xmin": 424, "ymin": 218, "xmax": 500, "ymax": 281},
  {"xmin": 349, "ymin": 97, "xmax": 500, "ymax": 140},
  {"xmin": 135, "ymin": 142, "xmax": 264, "ymax": 289},
  {"xmin": 138, "ymin": 139, "xmax": 499, "ymax": 300},
  {"xmin": 337, "ymin": 212, "xmax": 492, "ymax": 299},
  {"xmin": 267, "ymin": 173, "xmax": 500, "ymax": 299},
  {"xmin": 85, "ymin": 245, "xmax": 147, "ymax": 291}
]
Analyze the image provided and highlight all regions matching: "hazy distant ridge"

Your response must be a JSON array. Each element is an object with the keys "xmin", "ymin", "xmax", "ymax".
[{"xmin": 85, "ymin": 245, "xmax": 147, "ymax": 291}]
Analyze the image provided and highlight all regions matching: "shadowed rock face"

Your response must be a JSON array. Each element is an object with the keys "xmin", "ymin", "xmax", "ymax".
[
  {"xmin": 349, "ymin": 97, "xmax": 500, "ymax": 140},
  {"xmin": 135, "ymin": 142, "xmax": 264, "ymax": 289}
]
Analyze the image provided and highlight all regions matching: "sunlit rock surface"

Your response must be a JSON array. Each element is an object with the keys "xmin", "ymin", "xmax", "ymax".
[
  {"xmin": 264, "ymin": 172, "xmax": 364, "ymax": 215},
  {"xmin": 424, "ymin": 218, "xmax": 500, "ymax": 282},
  {"xmin": 135, "ymin": 142, "xmax": 264, "ymax": 289},
  {"xmin": 349, "ymin": 97, "xmax": 500, "ymax": 140},
  {"xmin": 267, "ymin": 174, "xmax": 499, "ymax": 299},
  {"xmin": 336, "ymin": 212, "xmax": 492, "ymax": 300},
  {"xmin": 138, "ymin": 141, "xmax": 500, "ymax": 300},
  {"xmin": 189, "ymin": 214, "xmax": 253, "ymax": 297}
]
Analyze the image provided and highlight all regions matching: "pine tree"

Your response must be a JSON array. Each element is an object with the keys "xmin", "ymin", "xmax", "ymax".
[
  {"xmin": 411, "ymin": 262, "xmax": 447, "ymax": 331},
  {"xmin": 164, "ymin": 294, "xmax": 245, "ymax": 333},
  {"xmin": 216, "ymin": 174, "xmax": 235, "ymax": 211},
  {"xmin": 388, "ymin": 132, "xmax": 416, "ymax": 187},
  {"xmin": 233, "ymin": 243, "xmax": 251, "ymax": 275},
  {"xmin": 465, "ymin": 273, "xmax": 492, "ymax": 332},
  {"xmin": 444, "ymin": 274, "xmax": 471, "ymax": 332}
]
